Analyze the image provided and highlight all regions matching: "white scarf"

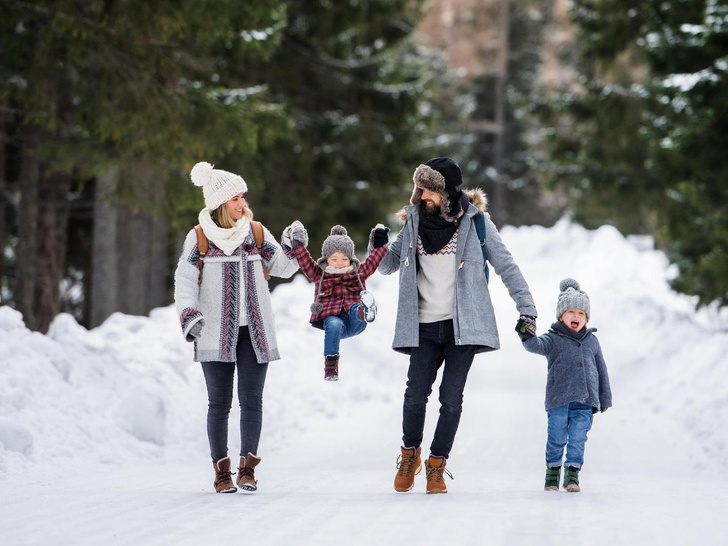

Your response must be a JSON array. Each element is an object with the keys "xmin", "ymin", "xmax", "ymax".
[{"xmin": 198, "ymin": 209, "xmax": 251, "ymax": 256}]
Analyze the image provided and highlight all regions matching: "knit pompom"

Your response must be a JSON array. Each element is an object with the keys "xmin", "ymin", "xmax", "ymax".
[
  {"xmin": 190, "ymin": 162, "xmax": 214, "ymax": 187},
  {"xmin": 310, "ymin": 302, "xmax": 324, "ymax": 315},
  {"xmin": 330, "ymin": 225, "xmax": 348, "ymax": 237},
  {"xmin": 560, "ymin": 278, "xmax": 580, "ymax": 292}
]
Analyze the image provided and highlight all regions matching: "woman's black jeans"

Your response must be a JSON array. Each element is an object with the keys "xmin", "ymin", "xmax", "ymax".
[
  {"xmin": 201, "ymin": 327, "xmax": 268, "ymax": 463},
  {"xmin": 402, "ymin": 320, "xmax": 477, "ymax": 459}
]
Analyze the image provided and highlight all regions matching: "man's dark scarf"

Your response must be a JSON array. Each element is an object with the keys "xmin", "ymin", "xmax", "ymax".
[{"xmin": 418, "ymin": 193, "xmax": 468, "ymax": 254}]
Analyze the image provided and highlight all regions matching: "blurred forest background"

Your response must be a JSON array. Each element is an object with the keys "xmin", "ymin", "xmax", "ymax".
[{"xmin": 1, "ymin": 0, "xmax": 726, "ymax": 333}]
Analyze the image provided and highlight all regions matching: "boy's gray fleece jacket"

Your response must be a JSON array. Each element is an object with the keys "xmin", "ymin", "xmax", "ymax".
[
  {"xmin": 377, "ymin": 189, "xmax": 537, "ymax": 354},
  {"xmin": 523, "ymin": 327, "xmax": 613, "ymax": 412}
]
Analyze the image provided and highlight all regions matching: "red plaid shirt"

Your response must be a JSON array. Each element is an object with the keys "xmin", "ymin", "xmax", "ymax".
[{"xmin": 292, "ymin": 244, "xmax": 388, "ymax": 326}]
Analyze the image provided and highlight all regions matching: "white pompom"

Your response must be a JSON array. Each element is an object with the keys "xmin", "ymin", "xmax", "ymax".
[
  {"xmin": 560, "ymin": 278, "xmax": 580, "ymax": 292},
  {"xmin": 190, "ymin": 162, "xmax": 214, "ymax": 187}
]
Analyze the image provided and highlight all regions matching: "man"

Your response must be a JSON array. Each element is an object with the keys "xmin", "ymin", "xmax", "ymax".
[{"xmin": 377, "ymin": 157, "xmax": 537, "ymax": 494}]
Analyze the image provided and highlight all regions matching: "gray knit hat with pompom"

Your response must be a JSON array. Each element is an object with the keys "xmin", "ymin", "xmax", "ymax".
[
  {"xmin": 556, "ymin": 278, "xmax": 590, "ymax": 320},
  {"xmin": 317, "ymin": 225, "xmax": 360, "ymax": 267}
]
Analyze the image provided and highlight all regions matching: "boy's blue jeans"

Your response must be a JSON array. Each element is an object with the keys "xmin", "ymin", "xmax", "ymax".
[
  {"xmin": 401, "ymin": 320, "xmax": 477, "ymax": 459},
  {"xmin": 323, "ymin": 303, "xmax": 367, "ymax": 356},
  {"xmin": 546, "ymin": 401, "xmax": 594, "ymax": 469}
]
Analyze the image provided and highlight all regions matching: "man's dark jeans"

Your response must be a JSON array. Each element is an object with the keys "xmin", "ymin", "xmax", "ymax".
[
  {"xmin": 402, "ymin": 320, "xmax": 477, "ymax": 458},
  {"xmin": 201, "ymin": 327, "xmax": 268, "ymax": 463}
]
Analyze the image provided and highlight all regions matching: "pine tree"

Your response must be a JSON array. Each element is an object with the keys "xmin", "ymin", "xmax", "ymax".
[
  {"xmin": 534, "ymin": 0, "xmax": 728, "ymax": 307},
  {"xmin": 1, "ymin": 0, "xmax": 290, "ymax": 330},
  {"xmin": 222, "ymin": 0, "xmax": 440, "ymax": 248}
]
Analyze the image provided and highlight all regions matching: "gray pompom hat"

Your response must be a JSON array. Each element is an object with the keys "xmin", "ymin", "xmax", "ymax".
[
  {"xmin": 556, "ymin": 278, "xmax": 590, "ymax": 320},
  {"xmin": 317, "ymin": 225, "xmax": 360, "ymax": 267}
]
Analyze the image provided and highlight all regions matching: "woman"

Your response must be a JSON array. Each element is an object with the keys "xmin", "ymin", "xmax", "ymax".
[{"xmin": 174, "ymin": 162, "xmax": 300, "ymax": 493}]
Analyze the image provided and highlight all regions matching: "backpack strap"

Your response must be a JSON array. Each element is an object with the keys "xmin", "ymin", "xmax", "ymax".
[
  {"xmin": 194, "ymin": 224, "xmax": 208, "ymax": 287},
  {"xmin": 251, "ymin": 220, "xmax": 270, "ymax": 281},
  {"xmin": 474, "ymin": 212, "xmax": 490, "ymax": 284}
]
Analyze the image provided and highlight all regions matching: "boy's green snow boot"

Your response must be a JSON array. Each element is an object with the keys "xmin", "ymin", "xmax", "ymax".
[
  {"xmin": 564, "ymin": 466, "xmax": 580, "ymax": 492},
  {"xmin": 544, "ymin": 466, "xmax": 561, "ymax": 491}
]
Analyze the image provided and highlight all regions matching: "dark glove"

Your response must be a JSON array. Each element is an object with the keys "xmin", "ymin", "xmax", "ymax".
[
  {"xmin": 515, "ymin": 315, "xmax": 536, "ymax": 340},
  {"xmin": 371, "ymin": 224, "xmax": 390, "ymax": 248},
  {"xmin": 600, "ymin": 407, "xmax": 608, "ymax": 413}
]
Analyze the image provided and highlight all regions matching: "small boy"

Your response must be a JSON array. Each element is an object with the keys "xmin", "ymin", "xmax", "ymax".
[
  {"xmin": 516, "ymin": 278, "xmax": 612, "ymax": 492},
  {"xmin": 282, "ymin": 221, "xmax": 389, "ymax": 381}
]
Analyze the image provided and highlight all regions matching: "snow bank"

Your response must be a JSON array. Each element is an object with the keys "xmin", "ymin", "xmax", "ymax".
[{"xmin": 1, "ymin": 219, "xmax": 727, "ymax": 476}]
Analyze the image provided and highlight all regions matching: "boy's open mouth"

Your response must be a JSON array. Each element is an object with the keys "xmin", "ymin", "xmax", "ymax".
[{"xmin": 570, "ymin": 321, "xmax": 580, "ymax": 330}]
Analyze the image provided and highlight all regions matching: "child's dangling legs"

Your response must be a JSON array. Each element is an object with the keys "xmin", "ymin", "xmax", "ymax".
[{"xmin": 322, "ymin": 306, "xmax": 368, "ymax": 381}]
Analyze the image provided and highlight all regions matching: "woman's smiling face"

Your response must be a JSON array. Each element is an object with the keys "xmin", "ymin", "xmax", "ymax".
[{"xmin": 226, "ymin": 193, "xmax": 245, "ymax": 220}]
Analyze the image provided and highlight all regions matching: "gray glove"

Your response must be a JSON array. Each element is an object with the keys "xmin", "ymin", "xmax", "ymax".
[
  {"xmin": 289, "ymin": 220, "xmax": 308, "ymax": 248},
  {"xmin": 188, "ymin": 320, "xmax": 204, "ymax": 342}
]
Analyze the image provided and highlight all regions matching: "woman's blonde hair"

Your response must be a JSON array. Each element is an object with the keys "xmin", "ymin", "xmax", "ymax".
[{"xmin": 211, "ymin": 198, "xmax": 254, "ymax": 228}]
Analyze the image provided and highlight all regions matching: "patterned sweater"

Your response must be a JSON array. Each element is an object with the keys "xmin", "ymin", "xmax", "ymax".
[
  {"xmin": 292, "ymin": 244, "xmax": 388, "ymax": 329},
  {"xmin": 174, "ymin": 224, "xmax": 298, "ymax": 363}
]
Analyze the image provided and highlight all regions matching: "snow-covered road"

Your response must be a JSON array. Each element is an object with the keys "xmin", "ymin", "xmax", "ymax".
[{"xmin": 2, "ymin": 220, "xmax": 727, "ymax": 545}]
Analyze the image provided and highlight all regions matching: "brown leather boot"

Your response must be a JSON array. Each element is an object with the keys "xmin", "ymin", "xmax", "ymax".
[
  {"xmin": 324, "ymin": 355, "xmax": 339, "ymax": 381},
  {"xmin": 236, "ymin": 453, "xmax": 261, "ymax": 491},
  {"xmin": 394, "ymin": 446, "xmax": 422, "ymax": 492},
  {"xmin": 213, "ymin": 457, "xmax": 237, "ymax": 493},
  {"xmin": 425, "ymin": 455, "xmax": 452, "ymax": 494}
]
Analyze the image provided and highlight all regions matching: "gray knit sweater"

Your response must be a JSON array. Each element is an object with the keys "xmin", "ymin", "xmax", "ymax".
[{"xmin": 523, "ymin": 323, "xmax": 613, "ymax": 412}]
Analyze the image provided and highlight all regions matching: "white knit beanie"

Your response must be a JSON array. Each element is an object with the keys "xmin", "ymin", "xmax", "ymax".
[
  {"xmin": 190, "ymin": 162, "xmax": 248, "ymax": 210},
  {"xmin": 556, "ymin": 278, "xmax": 590, "ymax": 320}
]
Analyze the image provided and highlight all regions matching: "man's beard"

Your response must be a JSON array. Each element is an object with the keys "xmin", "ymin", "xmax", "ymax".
[{"xmin": 423, "ymin": 200, "xmax": 439, "ymax": 215}]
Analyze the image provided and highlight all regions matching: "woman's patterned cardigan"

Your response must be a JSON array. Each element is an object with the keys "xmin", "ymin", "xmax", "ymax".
[{"xmin": 174, "ymin": 224, "xmax": 299, "ymax": 363}]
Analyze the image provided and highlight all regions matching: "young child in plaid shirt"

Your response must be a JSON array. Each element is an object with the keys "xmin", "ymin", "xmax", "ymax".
[{"xmin": 282, "ymin": 222, "xmax": 390, "ymax": 381}]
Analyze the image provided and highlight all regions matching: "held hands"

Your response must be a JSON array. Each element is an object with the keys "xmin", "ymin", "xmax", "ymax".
[
  {"xmin": 290, "ymin": 221, "xmax": 309, "ymax": 248},
  {"xmin": 515, "ymin": 315, "xmax": 537, "ymax": 341},
  {"xmin": 371, "ymin": 224, "xmax": 390, "ymax": 248},
  {"xmin": 282, "ymin": 220, "xmax": 309, "ymax": 250}
]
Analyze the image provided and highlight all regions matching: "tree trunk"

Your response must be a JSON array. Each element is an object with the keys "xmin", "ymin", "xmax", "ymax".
[
  {"xmin": 147, "ymin": 177, "xmax": 169, "ymax": 311},
  {"xmin": 90, "ymin": 167, "xmax": 119, "ymax": 328},
  {"xmin": 491, "ymin": 0, "xmax": 510, "ymax": 226},
  {"xmin": 35, "ymin": 168, "xmax": 71, "ymax": 333},
  {"xmin": 0, "ymin": 122, "xmax": 6, "ymax": 292},
  {"xmin": 15, "ymin": 143, "xmax": 40, "ymax": 330},
  {"xmin": 117, "ymin": 204, "xmax": 150, "ymax": 316}
]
